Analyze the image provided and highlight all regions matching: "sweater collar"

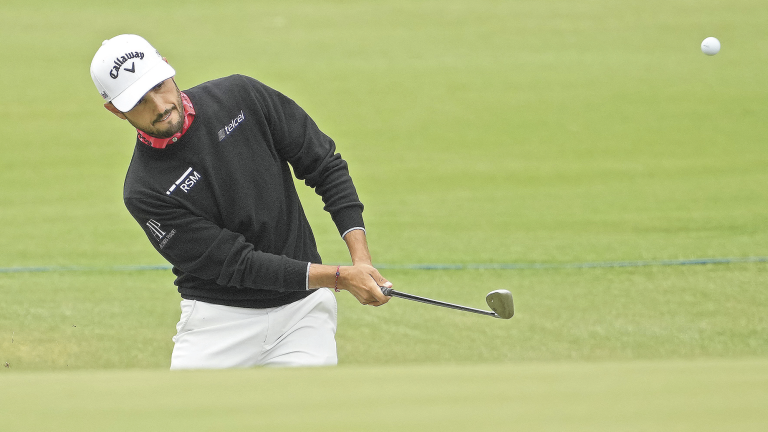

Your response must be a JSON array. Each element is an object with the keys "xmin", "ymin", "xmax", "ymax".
[{"xmin": 137, "ymin": 92, "xmax": 195, "ymax": 149}]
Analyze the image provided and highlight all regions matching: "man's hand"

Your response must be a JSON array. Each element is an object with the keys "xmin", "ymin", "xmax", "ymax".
[
  {"xmin": 308, "ymin": 229, "xmax": 392, "ymax": 306},
  {"xmin": 340, "ymin": 230, "xmax": 391, "ymax": 305},
  {"xmin": 338, "ymin": 264, "xmax": 392, "ymax": 306},
  {"xmin": 308, "ymin": 263, "xmax": 392, "ymax": 306}
]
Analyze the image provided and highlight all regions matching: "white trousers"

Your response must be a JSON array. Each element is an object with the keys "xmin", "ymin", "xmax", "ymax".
[{"xmin": 170, "ymin": 288, "xmax": 338, "ymax": 369}]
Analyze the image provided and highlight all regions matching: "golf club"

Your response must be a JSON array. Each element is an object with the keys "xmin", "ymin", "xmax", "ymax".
[{"xmin": 380, "ymin": 287, "xmax": 514, "ymax": 319}]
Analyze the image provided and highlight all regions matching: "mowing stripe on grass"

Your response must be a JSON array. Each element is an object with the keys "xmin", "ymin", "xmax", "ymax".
[
  {"xmin": 1, "ymin": 256, "xmax": 766, "ymax": 274},
  {"xmin": 378, "ymin": 256, "xmax": 768, "ymax": 270}
]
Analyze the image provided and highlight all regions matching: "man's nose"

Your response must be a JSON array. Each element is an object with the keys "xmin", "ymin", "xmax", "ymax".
[{"xmin": 146, "ymin": 92, "xmax": 166, "ymax": 113}]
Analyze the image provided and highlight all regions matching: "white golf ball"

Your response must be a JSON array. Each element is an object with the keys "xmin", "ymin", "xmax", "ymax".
[{"xmin": 701, "ymin": 37, "xmax": 720, "ymax": 56}]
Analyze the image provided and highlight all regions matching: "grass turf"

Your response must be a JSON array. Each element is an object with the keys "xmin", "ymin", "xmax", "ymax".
[
  {"xmin": 1, "ymin": 0, "xmax": 767, "ymax": 268},
  {"xmin": 2, "ymin": 359, "xmax": 767, "ymax": 431},
  {"xmin": 2, "ymin": 263, "xmax": 766, "ymax": 369}
]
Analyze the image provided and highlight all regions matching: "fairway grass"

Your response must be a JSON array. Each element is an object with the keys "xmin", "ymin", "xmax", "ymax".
[
  {"xmin": 2, "ymin": 263, "xmax": 767, "ymax": 370},
  {"xmin": 2, "ymin": 358, "xmax": 767, "ymax": 431},
  {"xmin": 2, "ymin": 0, "xmax": 767, "ymax": 269}
]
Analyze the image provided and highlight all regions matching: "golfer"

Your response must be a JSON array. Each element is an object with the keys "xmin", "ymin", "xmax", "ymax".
[{"xmin": 90, "ymin": 34, "xmax": 391, "ymax": 369}]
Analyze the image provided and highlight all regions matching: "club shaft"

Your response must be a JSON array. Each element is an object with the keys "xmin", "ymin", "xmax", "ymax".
[{"xmin": 381, "ymin": 287, "xmax": 498, "ymax": 317}]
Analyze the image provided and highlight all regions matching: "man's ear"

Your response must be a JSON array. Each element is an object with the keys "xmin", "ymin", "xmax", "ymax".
[{"xmin": 104, "ymin": 102, "xmax": 127, "ymax": 120}]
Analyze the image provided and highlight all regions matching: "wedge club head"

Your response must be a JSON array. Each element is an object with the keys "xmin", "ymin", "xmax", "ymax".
[{"xmin": 486, "ymin": 289, "xmax": 514, "ymax": 319}]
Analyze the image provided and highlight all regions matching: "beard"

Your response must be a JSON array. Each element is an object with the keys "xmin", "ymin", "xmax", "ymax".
[
  {"xmin": 143, "ymin": 107, "xmax": 185, "ymax": 139},
  {"xmin": 130, "ymin": 83, "xmax": 185, "ymax": 139}
]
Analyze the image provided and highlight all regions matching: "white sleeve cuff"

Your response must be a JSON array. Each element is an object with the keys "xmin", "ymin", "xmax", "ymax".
[
  {"xmin": 305, "ymin": 262, "xmax": 311, "ymax": 291},
  {"xmin": 341, "ymin": 227, "xmax": 366, "ymax": 239}
]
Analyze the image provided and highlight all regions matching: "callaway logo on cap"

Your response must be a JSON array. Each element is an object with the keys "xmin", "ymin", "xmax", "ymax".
[{"xmin": 90, "ymin": 34, "xmax": 175, "ymax": 112}]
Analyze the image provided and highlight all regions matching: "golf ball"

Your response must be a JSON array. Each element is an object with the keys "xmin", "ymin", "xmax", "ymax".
[{"xmin": 701, "ymin": 37, "xmax": 720, "ymax": 56}]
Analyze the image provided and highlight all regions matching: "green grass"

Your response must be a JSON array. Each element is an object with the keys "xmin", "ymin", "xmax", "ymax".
[
  {"xmin": 1, "ymin": 0, "xmax": 767, "ymax": 267},
  {"xmin": 1, "ymin": 0, "xmax": 767, "ymax": 428},
  {"xmin": 3, "ymin": 263, "xmax": 767, "ymax": 369},
  {"xmin": 2, "ymin": 359, "xmax": 767, "ymax": 431}
]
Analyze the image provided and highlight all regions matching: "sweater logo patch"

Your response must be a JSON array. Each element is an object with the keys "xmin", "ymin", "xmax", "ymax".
[
  {"xmin": 166, "ymin": 167, "xmax": 202, "ymax": 195},
  {"xmin": 217, "ymin": 110, "xmax": 245, "ymax": 142},
  {"xmin": 146, "ymin": 219, "xmax": 176, "ymax": 249}
]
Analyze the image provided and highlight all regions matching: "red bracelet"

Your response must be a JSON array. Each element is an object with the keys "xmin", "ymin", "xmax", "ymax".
[{"xmin": 334, "ymin": 265, "xmax": 341, "ymax": 292}]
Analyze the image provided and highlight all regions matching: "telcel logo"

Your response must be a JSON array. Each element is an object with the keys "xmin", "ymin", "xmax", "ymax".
[{"xmin": 218, "ymin": 110, "xmax": 245, "ymax": 142}]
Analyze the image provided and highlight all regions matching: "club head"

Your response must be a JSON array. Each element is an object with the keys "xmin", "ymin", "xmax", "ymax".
[{"xmin": 486, "ymin": 289, "xmax": 514, "ymax": 319}]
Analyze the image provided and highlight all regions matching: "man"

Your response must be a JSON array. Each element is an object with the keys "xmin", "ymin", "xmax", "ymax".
[{"xmin": 90, "ymin": 34, "xmax": 391, "ymax": 369}]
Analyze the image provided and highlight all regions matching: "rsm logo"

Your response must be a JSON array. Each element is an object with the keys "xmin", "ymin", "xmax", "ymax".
[{"xmin": 166, "ymin": 167, "xmax": 202, "ymax": 195}]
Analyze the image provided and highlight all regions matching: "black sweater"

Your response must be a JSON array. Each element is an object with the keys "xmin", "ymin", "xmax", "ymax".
[{"xmin": 123, "ymin": 75, "xmax": 364, "ymax": 308}]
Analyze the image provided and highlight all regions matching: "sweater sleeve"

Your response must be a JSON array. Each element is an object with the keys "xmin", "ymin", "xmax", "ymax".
[
  {"xmin": 125, "ymin": 194, "xmax": 309, "ymax": 291},
  {"xmin": 243, "ymin": 76, "xmax": 365, "ymax": 236}
]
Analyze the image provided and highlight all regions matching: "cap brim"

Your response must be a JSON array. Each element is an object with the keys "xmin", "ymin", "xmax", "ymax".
[{"xmin": 110, "ymin": 61, "xmax": 176, "ymax": 112}]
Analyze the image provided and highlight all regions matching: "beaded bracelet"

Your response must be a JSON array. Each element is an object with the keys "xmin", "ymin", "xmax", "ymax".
[{"xmin": 334, "ymin": 265, "xmax": 341, "ymax": 292}]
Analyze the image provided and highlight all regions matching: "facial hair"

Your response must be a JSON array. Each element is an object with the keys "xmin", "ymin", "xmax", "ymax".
[{"xmin": 130, "ymin": 82, "xmax": 185, "ymax": 139}]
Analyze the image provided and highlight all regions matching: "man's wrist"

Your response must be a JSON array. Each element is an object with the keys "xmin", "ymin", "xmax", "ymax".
[
  {"xmin": 352, "ymin": 257, "xmax": 373, "ymax": 266},
  {"xmin": 308, "ymin": 263, "xmax": 344, "ymax": 290}
]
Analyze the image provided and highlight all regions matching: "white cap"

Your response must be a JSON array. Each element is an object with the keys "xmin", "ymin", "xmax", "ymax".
[{"xmin": 90, "ymin": 34, "xmax": 176, "ymax": 112}]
